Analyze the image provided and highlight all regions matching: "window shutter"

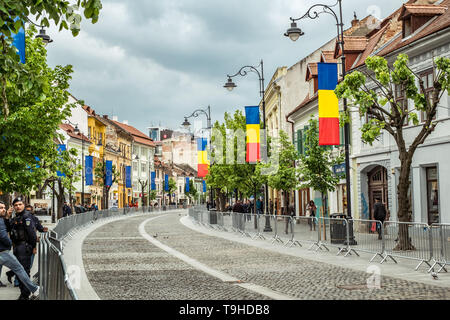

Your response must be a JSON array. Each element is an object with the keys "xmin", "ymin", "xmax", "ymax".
[
  {"xmin": 297, "ymin": 129, "xmax": 303, "ymax": 155},
  {"xmin": 340, "ymin": 126, "xmax": 345, "ymax": 146},
  {"xmin": 303, "ymin": 126, "xmax": 309, "ymax": 154}
]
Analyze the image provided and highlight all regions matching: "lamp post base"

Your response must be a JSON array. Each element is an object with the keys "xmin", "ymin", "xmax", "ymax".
[{"xmin": 263, "ymin": 215, "xmax": 272, "ymax": 232}]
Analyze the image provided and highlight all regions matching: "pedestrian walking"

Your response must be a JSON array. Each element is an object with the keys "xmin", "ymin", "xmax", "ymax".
[
  {"xmin": 373, "ymin": 198, "xmax": 387, "ymax": 240},
  {"xmin": 3, "ymin": 197, "xmax": 39, "ymax": 300},
  {"xmin": 256, "ymin": 198, "xmax": 263, "ymax": 215},
  {"xmin": 306, "ymin": 200, "xmax": 316, "ymax": 231},
  {"xmin": 0, "ymin": 201, "xmax": 39, "ymax": 299}
]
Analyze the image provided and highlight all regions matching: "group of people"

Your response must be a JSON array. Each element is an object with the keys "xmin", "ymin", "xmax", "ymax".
[
  {"xmin": 64, "ymin": 202, "xmax": 98, "ymax": 216},
  {"xmin": 0, "ymin": 197, "xmax": 47, "ymax": 300}
]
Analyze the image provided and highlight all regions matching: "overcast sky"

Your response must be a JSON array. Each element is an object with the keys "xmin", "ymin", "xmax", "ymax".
[{"xmin": 45, "ymin": 0, "xmax": 406, "ymax": 135}]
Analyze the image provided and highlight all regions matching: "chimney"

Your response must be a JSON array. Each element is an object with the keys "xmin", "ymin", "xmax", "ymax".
[
  {"xmin": 351, "ymin": 12, "xmax": 359, "ymax": 27},
  {"xmin": 103, "ymin": 115, "xmax": 109, "ymax": 119},
  {"xmin": 123, "ymin": 120, "xmax": 128, "ymax": 125},
  {"xmin": 112, "ymin": 116, "xmax": 118, "ymax": 121}
]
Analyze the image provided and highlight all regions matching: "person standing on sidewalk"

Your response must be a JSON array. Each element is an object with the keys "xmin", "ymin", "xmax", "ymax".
[
  {"xmin": 0, "ymin": 201, "xmax": 39, "ymax": 299},
  {"xmin": 6, "ymin": 197, "xmax": 38, "ymax": 300},
  {"xmin": 373, "ymin": 198, "xmax": 387, "ymax": 240},
  {"xmin": 25, "ymin": 205, "xmax": 48, "ymax": 271},
  {"xmin": 284, "ymin": 204, "xmax": 295, "ymax": 234},
  {"xmin": 306, "ymin": 200, "xmax": 316, "ymax": 231}
]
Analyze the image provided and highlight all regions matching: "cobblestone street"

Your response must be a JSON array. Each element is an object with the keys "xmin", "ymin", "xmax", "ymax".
[{"xmin": 82, "ymin": 212, "xmax": 450, "ymax": 300}]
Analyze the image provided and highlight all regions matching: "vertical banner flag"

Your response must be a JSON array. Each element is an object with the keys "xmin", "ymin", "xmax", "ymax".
[
  {"xmin": 318, "ymin": 63, "xmax": 340, "ymax": 145},
  {"xmin": 151, "ymin": 172, "xmax": 156, "ymax": 190},
  {"xmin": 105, "ymin": 160, "xmax": 113, "ymax": 187},
  {"xmin": 197, "ymin": 138, "xmax": 209, "ymax": 178},
  {"xmin": 85, "ymin": 156, "xmax": 93, "ymax": 186},
  {"xmin": 245, "ymin": 106, "xmax": 261, "ymax": 163},
  {"xmin": 126, "ymin": 166, "xmax": 132, "ymax": 188},
  {"xmin": 203, "ymin": 180, "xmax": 207, "ymax": 193},
  {"xmin": 185, "ymin": 177, "xmax": 190, "ymax": 192},
  {"xmin": 164, "ymin": 174, "xmax": 169, "ymax": 191},
  {"xmin": 12, "ymin": 17, "xmax": 25, "ymax": 64},
  {"xmin": 57, "ymin": 144, "xmax": 66, "ymax": 177}
]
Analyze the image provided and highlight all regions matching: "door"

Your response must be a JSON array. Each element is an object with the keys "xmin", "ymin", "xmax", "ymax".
[
  {"xmin": 298, "ymin": 188, "xmax": 310, "ymax": 216},
  {"xmin": 368, "ymin": 166, "xmax": 388, "ymax": 220}
]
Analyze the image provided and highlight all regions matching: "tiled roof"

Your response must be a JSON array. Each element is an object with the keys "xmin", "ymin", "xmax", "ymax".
[
  {"xmin": 305, "ymin": 63, "xmax": 318, "ymax": 80},
  {"xmin": 112, "ymin": 120, "xmax": 155, "ymax": 147},
  {"xmin": 377, "ymin": 0, "xmax": 450, "ymax": 57},
  {"xmin": 399, "ymin": 4, "xmax": 447, "ymax": 19},
  {"xmin": 321, "ymin": 50, "xmax": 337, "ymax": 63},
  {"xmin": 59, "ymin": 124, "xmax": 90, "ymax": 142}
]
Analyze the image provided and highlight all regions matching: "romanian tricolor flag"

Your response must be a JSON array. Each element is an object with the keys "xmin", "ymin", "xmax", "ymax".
[
  {"xmin": 197, "ymin": 138, "xmax": 209, "ymax": 178},
  {"xmin": 318, "ymin": 63, "xmax": 340, "ymax": 145},
  {"xmin": 245, "ymin": 106, "xmax": 260, "ymax": 163}
]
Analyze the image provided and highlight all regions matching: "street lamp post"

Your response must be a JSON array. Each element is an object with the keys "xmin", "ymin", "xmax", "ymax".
[
  {"xmin": 225, "ymin": 60, "xmax": 272, "ymax": 232},
  {"xmin": 182, "ymin": 106, "xmax": 214, "ymax": 208},
  {"xmin": 284, "ymin": 0, "xmax": 356, "ymax": 244},
  {"xmin": 25, "ymin": 17, "xmax": 53, "ymax": 44}
]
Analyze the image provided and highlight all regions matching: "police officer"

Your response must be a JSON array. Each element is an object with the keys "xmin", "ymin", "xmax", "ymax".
[{"xmin": 7, "ymin": 197, "xmax": 37, "ymax": 300}]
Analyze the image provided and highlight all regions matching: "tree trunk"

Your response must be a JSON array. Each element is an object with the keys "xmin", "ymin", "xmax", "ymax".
[{"xmin": 394, "ymin": 152, "xmax": 415, "ymax": 251}]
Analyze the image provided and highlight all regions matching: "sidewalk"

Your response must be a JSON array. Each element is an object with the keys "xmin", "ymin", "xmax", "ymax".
[{"xmin": 0, "ymin": 221, "xmax": 56, "ymax": 300}]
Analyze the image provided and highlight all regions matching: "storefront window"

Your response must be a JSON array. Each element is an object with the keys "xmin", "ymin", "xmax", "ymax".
[{"xmin": 426, "ymin": 167, "xmax": 439, "ymax": 224}]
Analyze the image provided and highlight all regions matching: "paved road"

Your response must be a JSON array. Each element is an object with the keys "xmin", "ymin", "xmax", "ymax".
[{"xmin": 82, "ymin": 212, "xmax": 450, "ymax": 300}]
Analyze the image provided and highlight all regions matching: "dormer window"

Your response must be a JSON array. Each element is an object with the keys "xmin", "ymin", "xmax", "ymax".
[
  {"xmin": 305, "ymin": 63, "xmax": 318, "ymax": 96},
  {"xmin": 399, "ymin": 4, "xmax": 447, "ymax": 38}
]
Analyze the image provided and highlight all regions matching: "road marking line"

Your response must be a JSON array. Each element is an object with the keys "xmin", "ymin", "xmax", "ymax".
[{"xmin": 138, "ymin": 216, "xmax": 296, "ymax": 300}]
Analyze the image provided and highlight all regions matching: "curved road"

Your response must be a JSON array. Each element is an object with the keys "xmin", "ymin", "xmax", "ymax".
[{"xmin": 81, "ymin": 211, "xmax": 450, "ymax": 300}]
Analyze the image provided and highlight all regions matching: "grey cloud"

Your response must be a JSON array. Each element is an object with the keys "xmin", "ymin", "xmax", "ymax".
[{"xmin": 45, "ymin": 0, "xmax": 405, "ymax": 134}]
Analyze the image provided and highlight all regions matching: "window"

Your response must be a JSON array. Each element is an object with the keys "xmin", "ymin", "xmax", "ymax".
[
  {"xmin": 426, "ymin": 167, "xmax": 439, "ymax": 224},
  {"xmin": 141, "ymin": 163, "xmax": 147, "ymax": 174},
  {"xmin": 132, "ymin": 162, "xmax": 137, "ymax": 172},
  {"xmin": 309, "ymin": 80, "xmax": 315, "ymax": 98},
  {"xmin": 141, "ymin": 147, "xmax": 146, "ymax": 157},
  {"xmin": 419, "ymin": 69, "xmax": 436, "ymax": 122},
  {"xmin": 395, "ymin": 84, "xmax": 409, "ymax": 126}
]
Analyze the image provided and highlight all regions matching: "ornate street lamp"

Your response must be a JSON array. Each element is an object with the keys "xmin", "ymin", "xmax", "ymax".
[
  {"xmin": 225, "ymin": 60, "xmax": 272, "ymax": 232},
  {"xmin": 26, "ymin": 18, "xmax": 53, "ymax": 44},
  {"xmin": 285, "ymin": 0, "xmax": 356, "ymax": 245},
  {"xmin": 182, "ymin": 106, "xmax": 213, "ymax": 207}
]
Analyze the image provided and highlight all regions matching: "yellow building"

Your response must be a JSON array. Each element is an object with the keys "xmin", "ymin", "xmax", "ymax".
[{"xmin": 83, "ymin": 106, "xmax": 107, "ymax": 209}]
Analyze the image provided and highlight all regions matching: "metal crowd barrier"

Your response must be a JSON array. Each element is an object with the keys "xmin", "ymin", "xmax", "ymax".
[
  {"xmin": 382, "ymin": 221, "xmax": 432, "ymax": 270},
  {"xmin": 188, "ymin": 210, "xmax": 450, "ymax": 273},
  {"xmin": 429, "ymin": 223, "xmax": 450, "ymax": 273},
  {"xmin": 39, "ymin": 205, "xmax": 191, "ymax": 300}
]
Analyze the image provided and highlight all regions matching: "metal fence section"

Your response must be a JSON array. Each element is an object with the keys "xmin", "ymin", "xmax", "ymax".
[
  {"xmin": 429, "ymin": 223, "xmax": 450, "ymax": 273},
  {"xmin": 290, "ymin": 216, "xmax": 319, "ymax": 248},
  {"xmin": 40, "ymin": 205, "xmax": 189, "ymax": 300},
  {"xmin": 382, "ymin": 221, "xmax": 432, "ymax": 270},
  {"xmin": 316, "ymin": 217, "xmax": 358, "ymax": 256},
  {"xmin": 350, "ymin": 219, "xmax": 384, "ymax": 262},
  {"xmin": 38, "ymin": 232, "xmax": 77, "ymax": 300}
]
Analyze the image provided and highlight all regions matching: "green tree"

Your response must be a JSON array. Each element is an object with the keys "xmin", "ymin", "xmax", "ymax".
[
  {"xmin": 335, "ymin": 54, "xmax": 450, "ymax": 250},
  {"xmin": 149, "ymin": 190, "xmax": 157, "ymax": 203},
  {"xmin": 167, "ymin": 177, "xmax": 177, "ymax": 204},
  {"xmin": 0, "ymin": 27, "xmax": 77, "ymax": 196},
  {"xmin": 185, "ymin": 179, "xmax": 198, "ymax": 203},
  {"xmin": 94, "ymin": 161, "xmax": 120, "ymax": 209},
  {"xmin": 267, "ymin": 130, "xmax": 299, "ymax": 214},
  {"xmin": 0, "ymin": 0, "xmax": 102, "ymax": 200},
  {"xmin": 298, "ymin": 117, "xmax": 344, "ymax": 217},
  {"xmin": 138, "ymin": 178, "xmax": 148, "ymax": 207},
  {"xmin": 39, "ymin": 146, "xmax": 81, "ymax": 219}
]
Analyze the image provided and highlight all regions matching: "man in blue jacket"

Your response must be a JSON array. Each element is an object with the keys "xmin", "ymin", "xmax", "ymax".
[{"xmin": 0, "ymin": 200, "xmax": 39, "ymax": 299}]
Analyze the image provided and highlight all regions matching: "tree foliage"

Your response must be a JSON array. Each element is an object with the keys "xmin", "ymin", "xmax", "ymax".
[
  {"xmin": 184, "ymin": 179, "xmax": 198, "ymax": 202},
  {"xmin": 0, "ymin": 27, "xmax": 76, "ymax": 193},
  {"xmin": 298, "ymin": 117, "xmax": 344, "ymax": 215},
  {"xmin": 335, "ymin": 53, "xmax": 450, "ymax": 249}
]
